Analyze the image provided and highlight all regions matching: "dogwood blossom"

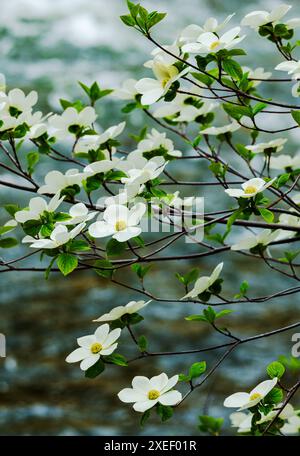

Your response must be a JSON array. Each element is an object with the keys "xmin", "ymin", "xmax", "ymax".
[
  {"xmin": 153, "ymin": 91, "xmax": 217, "ymax": 122},
  {"xmin": 49, "ymin": 106, "xmax": 97, "ymax": 139},
  {"xmin": 74, "ymin": 122, "xmax": 125, "ymax": 156},
  {"xmin": 119, "ymin": 155, "xmax": 166, "ymax": 187},
  {"xmin": 14, "ymin": 193, "xmax": 64, "ymax": 223},
  {"xmin": 113, "ymin": 79, "xmax": 138, "ymax": 100},
  {"xmin": 241, "ymin": 4, "xmax": 292, "ymax": 28},
  {"xmin": 275, "ymin": 213, "xmax": 300, "ymax": 241},
  {"xmin": 200, "ymin": 120, "xmax": 240, "ymax": 135},
  {"xmin": 0, "ymin": 88, "xmax": 38, "ymax": 113},
  {"xmin": 225, "ymin": 177, "xmax": 276, "ymax": 199},
  {"xmin": 245, "ymin": 138, "xmax": 287, "ymax": 154},
  {"xmin": 23, "ymin": 223, "xmax": 85, "ymax": 249},
  {"xmin": 179, "ymin": 14, "xmax": 235, "ymax": 45},
  {"xmin": 275, "ymin": 61, "xmax": 300, "ymax": 80},
  {"xmin": 93, "ymin": 300, "xmax": 150, "ymax": 322},
  {"xmin": 84, "ymin": 159, "xmax": 119, "ymax": 177},
  {"xmin": 135, "ymin": 57, "xmax": 189, "ymax": 105},
  {"xmin": 224, "ymin": 378, "xmax": 278, "ymax": 410},
  {"xmin": 135, "ymin": 128, "xmax": 182, "ymax": 158},
  {"xmin": 182, "ymin": 27, "xmax": 245, "ymax": 54},
  {"xmin": 88, "ymin": 203, "xmax": 146, "ymax": 242},
  {"xmin": 281, "ymin": 414, "xmax": 300, "ymax": 434},
  {"xmin": 181, "ymin": 262, "xmax": 223, "ymax": 299},
  {"xmin": 231, "ymin": 229, "xmax": 280, "ymax": 251},
  {"xmin": 118, "ymin": 373, "xmax": 182, "ymax": 412},
  {"xmin": 244, "ymin": 67, "xmax": 272, "ymax": 87},
  {"xmin": 270, "ymin": 154, "xmax": 300, "ymax": 170},
  {"xmin": 66, "ymin": 324, "xmax": 121, "ymax": 371},
  {"xmin": 144, "ymin": 44, "xmax": 180, "ymax": 69},
  {"xmin": 38, "ymin": 169, "xmax": 86, "ymax": 194},
  {"xmin": 61, "ymin": 203, "xmax": 97, "ymax": 225}
]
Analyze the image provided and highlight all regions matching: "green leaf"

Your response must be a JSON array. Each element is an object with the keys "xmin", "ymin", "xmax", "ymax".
[
  {"xmin": 223, "ymin": 103, "xmax": 252, "ymax": 120},
  {"xmin": 215, "ymin": 309, "xmax": 234, "ymax": 319},
  {"xmin": 69, "ymin": 240, "xmax": 91, "ymax": 252},
  {"xmin": 178, "ymin": 373, "xmax": 191, "ymax": 382},
  {"xmin": 252, "ymin": 102, "xmax": 267, "ymax": 116},
  {"xmin": 26, "ymin": 151, "xmax": 40, "ymax": 175},
  {"xmin": 0, "ymin": 225, "xmax": 16, "ymax": 235},
  {"xmin": 191, "ymin": 72, "xmax": 213, "ymax": 87},
  {"xmin": 189, "ymin": 361, "xmax": 206, "ymax": 379},
  {"xmin": 137, "ymin": 335, "xmax": 148, "ymax": 353},
  {"xmin": 94, "ymin": 259, "xmax": 115, "ymax": 279},
  {"xmin": 198, "ymin": 415, "xmax": 224, "ymax": 435},
  {"xmin": 276, "ymin": 173, "xmax": 290, "ymax": 188},
  {"xmin": 291, "ymin": 110, "xmax": 300, "ymax": 125},
  {"xmin": 267, "ymin": 361, "xmax": 285, "ymax": 379},
  {"xmin": 156, "ymin": 404, "xmax": 174, "ymax": 422},
  {"xmin": 85, "ymin": 359, "xmax": 105, "ymax": 378},
  {"xmin": 56, "ymin": 253, "xmax": 78, "ymax": 276},
  {"xmin": 140, "ymin": 409, "xmax": 151, "ymax": 428},
  {"xmin": 120, "ymin": 14, "xmax": 136, "ymax": 27},
  {"xmin": 223, "ymin": 59, "xmax": 243, "ymax": 81},
  {"xmin": 106, "ymin": 238, "xmax": 126, "ymax": 257},
  {"xmin": 132, "ymin": 264, "xmax": 152, "ymax": 279},
  {"xmin": 185, "ymin": 314, "xmax": 208, "ymax": 322},
  {"xmin": 105, "ymin": 353, "xmax": 128, "ymax": 366},
  {"xmin": 0, "ymin": 237, "xmax": 18, "ymax": 248},
  {"xmin": 4, "ymin": 204, "xmax": 20, "ymax": 217},
  {"xmin": 264, "ymin": 387, "xmax": 283, "ymax": 405},
  {"xmin": 258, "ymin": 207, "xmax": 274, "ymax": 223}
]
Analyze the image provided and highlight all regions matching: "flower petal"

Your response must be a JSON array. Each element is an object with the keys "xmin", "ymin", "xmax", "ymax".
[{"xmin": 159, "ymin": 390, "xmax": 182, "ymax": 406}]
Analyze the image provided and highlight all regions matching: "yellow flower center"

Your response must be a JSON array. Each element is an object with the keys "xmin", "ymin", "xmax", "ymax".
[
  {"xmin": 249, "ymin": 392, "xmax": 262, "ymax": 401},
  {"xmin": 115, "ymin": 220, "xmax": 127, "ymax": 231},
  {"xmin": 148, "ymin": 389, "xmax": 160, "ymax": 400},
  {"xmin": 210, "ymin": 40, "xmax": 220, "ymax": 50},
  {"xmin": 244, "ymin": 185, "xmax": 257, "ymax": 194},
  {"xmin": 90, "ymin": 342, "xmax": 102, "ymax": 354}
]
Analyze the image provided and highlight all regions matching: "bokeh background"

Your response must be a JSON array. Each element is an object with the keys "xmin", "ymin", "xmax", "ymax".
[{"xmin": 0, "ymin": 0, "xmax": 300, "ymax": 436}]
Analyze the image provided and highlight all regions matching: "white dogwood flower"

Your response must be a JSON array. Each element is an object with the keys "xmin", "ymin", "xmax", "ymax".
[
  {"xmin": 135, "ymin": 58, "xmax": 189, "ymax": 105},
  {"xmin": 0, "ymin": 88, "xmax": 38, "ymax": 114},
  {"xmin": 14, "ymin": 193, "xmax": 64, "ymax": 223},
  {"xmin": 38, "ymin": 169, "xmax": 86, "ymax": 194},
  {"xmin": 89, "ymin": 203, "xmax": 146, "ymax": 242},
  {"xmin": 49, "ymin": 106, "xmax": 97, "ymax": 139},
  {"xmin": 113, "ymin": 79, "xmax": 138, "ymax": 100},
  {"xmin": 241, "ymin": 4, "xmax": 291, "ymax": 28},
  {"xmin": 144, "ymin": 44, "xmax": 180, "ymax": 69},
  {"xmin": 136, "ymin": 128, "xmax": 182, "ymax": 158},
  {"xmin": 231, "ymin": 229, "xmax": 280, "ymax": 251},
  {"xmin": 275, "ymin": 60, "xmax": 300, "ymax": 80},
  {"xmin": 182, "ymin": 27, "xmax": 245, "ymax": 54},
  {"xmin": 153, "ymin": 91, "xmax": 217, "ymax": 122},
  {"xmin": 118, "ymin": 373, "xmax": 182, "ymax": 412},
  {"xmin": 93, "ymin": 300, "xmax": 150, "ymax": 322},
  {"xmin": 275, "ymin": 213, "xmax": 300, "ymax": 241},
  {"xmin": 230, "ymin": 412, "xmax": 252, "ymax": 433},
  {"xmin": 225, "ymin": 177, "xmax": 276, "ymax": 198},
  {"xmin": 181, "ymin": 262, "xmax": 223, "ymax": 299},
  {"xmin": 74, "ymin": 122, "xmax": 125, "ymax": 155},
  {"xmin": 244, "ymin": 67, "xmax": 272, "ymax": 87},
  {"xmin": 84, "ymin": 159, "xmax": 119, "ymax": 177},
  {"xmin": 61, "ymin": 203, "xmax": 97, "ymax": 225},
  {"xmin": 281, "ymin": 414, "xmax": 300, "ymax": 435},
  {"xmin": 66, "ymin": 324, "xmax": 121, "ymax": 371},
  {"xmin": 270, "ymin": 154, "xmax": 300, "ymax": 170},
  {"xmin": 119, "ymin": 155, "xmax": 166, "ymax": 187},
  {"xmin": 224, "ymin": 378, "xmax": 278, "ymax": 410},
  {"xmin": 23, "ymin": 222, "xmax": 85, "ymax": 249},
  {"xmin": 200, "ymin": 120, "xmax": 240, "ymax": 135},
  {"xmin": 179, "ymin": 14, "xmax": 235, "ymax": 45},
  {"xmin": 245, "ymin": 138, "xmax": 287, "ymax": 154}
]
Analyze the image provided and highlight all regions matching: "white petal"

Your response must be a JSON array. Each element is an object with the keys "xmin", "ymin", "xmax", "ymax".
[
  {"xmin": 133, "ymin": 399, "xmax": 157, "ymax": 412},
  {"xmin": 80, "ymin": 355, "xmax": 99, "ymax": 371},
  {"xmin": 149, "ymin": 373, "xmax": 169, "ymax": 391},
  {"xmin": 132, "ymin": 376, "xmax": 151, "ymax": 392},
  {"xmin": 161, "ymin": 375, "xmax": 179, "ymax": 394},
  {"xmin": 103, "ymin": 328, "xmax": 121, "ymax": 347},
  {"xmin": 77, "ymin": 335, "xmax": 96, "ymax": 348},
  {"xmin": 100, "ymin": 343, "xmax": 118, "ymax": 356},
  {"xmin": 103, "ymin": 204, "xmax": 129, "ymax": 224},
  {"xmin": 118, "ymin": 388, "xmax": 146, "ymax": 403},
  {"xmin": 250, "ymin": 378, "xmax": 277, "ymax": 397},
  {"xmin": 88, "ymin": 221, "xmax": 115, "ymax": 238},
  {"xmin": 66, "ymin": 347, "xmax": 89, "ymax": 363},
  {"xmin": 224, "ymin": 392, "xmax": 250, "ymax": 408},
  {"xmin": 113, "ymin": 227, "xmax": 141, "ymax": 242},
  {"xmin": 159, "ymin": 390, "xmax": 182, "ymax": 406},
  {"xmin": 94, "ymin": 324, "xmax": 110, "ymax": 344},
  {"xmin": 128, "ymin": 203, "xmax": 146, "ymax": 226}
]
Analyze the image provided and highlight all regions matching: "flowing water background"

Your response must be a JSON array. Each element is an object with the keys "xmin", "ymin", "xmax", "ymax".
[{"xmin": 0, "ymin": 0, "xmax": 300, "ymax": 435}]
